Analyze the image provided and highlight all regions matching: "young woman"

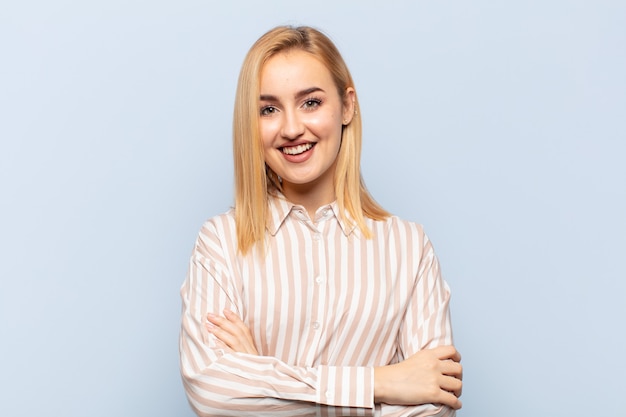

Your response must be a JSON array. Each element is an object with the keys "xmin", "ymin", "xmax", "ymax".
[{"xmin": 180, "ymin": 25, "xmax": 463, "ymax": 417}]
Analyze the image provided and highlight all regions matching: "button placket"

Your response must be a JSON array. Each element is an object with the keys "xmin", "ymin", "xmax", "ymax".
[
  {"xmin": 297, "ymin": 206, "xmax": 328, "ymax": 365},
  {"xmin": 308, "ymin": 225, "xmax": 326, "ymax": 342}
]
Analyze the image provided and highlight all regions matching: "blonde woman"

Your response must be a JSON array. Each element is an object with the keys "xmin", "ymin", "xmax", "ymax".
[{"xmin": 180, "ymin": 25, "xmax": 462, "ymax": 416}]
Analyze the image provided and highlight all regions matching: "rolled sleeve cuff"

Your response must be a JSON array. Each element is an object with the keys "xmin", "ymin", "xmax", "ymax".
[{"xmin": 317, "ymin": 365, "xmax": 375, "ymax": 410}]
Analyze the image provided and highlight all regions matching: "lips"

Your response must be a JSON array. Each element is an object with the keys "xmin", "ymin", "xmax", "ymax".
[{"xmin": 281, "ymin": 142, "xmax": 315, "ymax": 155}]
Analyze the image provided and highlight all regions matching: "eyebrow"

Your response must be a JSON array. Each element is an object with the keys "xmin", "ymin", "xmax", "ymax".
[{"xmin": 259, "ymin": 87, "xmax": 325, "ymax": 102}]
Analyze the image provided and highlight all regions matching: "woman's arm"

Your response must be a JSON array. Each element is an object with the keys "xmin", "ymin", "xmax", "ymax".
[
  {"xmin": 209, "ymin": 311, "xmax": 462, "ymax": 417},
  {"xmin": 179, "ymin": 221, "xmax": 377, "ymax": 416},
  {"xmin": 182, "ymin": 219, "xmax": 461, "ymax": 416},
  {"xmin": 373, "ymin": 230, "xmax": 463, "ymax": 415},
  {"xmin": 374, "ymin": 346, "xmax": 462, "ymax": 409},
  {"xmin": 205, "ymin": 309, "xmax": 259, "ymax": 355}
]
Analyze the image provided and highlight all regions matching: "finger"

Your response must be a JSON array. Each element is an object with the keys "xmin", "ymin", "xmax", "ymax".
[
  {"xmin": 435, "ymin": 345, "xmax": 461, "ymax": 363},
  {"xmin": 206, "ymin": 314, "xmax": 247, "ymax": 347},
  {"xmin": 223, "ymin": 310, "xmax": 252, "ymax": 336},
  {"xmin": 446, "ymin": 348, "xmax": 461, "ymax": 363},
  {"xmin": 440, "ymin": 360, "xmax": 463, "ymax": 379},
  {"xmin": 206, "ymin": 313, "xmax": 225, "ymax": 326},
  {"xmin": 435, "ymin": 389, "xmax": 463, "ymax": 410},
  {"xmin": 440, "ymin": 374, "xmax": 463, "ymax": 398},
  {"xmin": 223, "ymin": 309, "xmax": 241, "ymax": 321},
  {"xmin": 206, "ymin": 313, "xmax": 258, "ymax": 354},
  {"xmin": 223, "ymin": 311, "xmax": 259, "ymax": 354},
  {"xmin": 206, "ymin": 323, "xmax": 239, "ymax": 349},
  {"xmin": 208, "ymin": 313, "xmax": 246, "ymax": 338}
]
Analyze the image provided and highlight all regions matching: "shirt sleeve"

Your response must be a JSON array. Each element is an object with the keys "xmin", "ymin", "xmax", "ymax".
[
  {"xmin": 377, "ymin": 229, "xmax": 457, "ymax": 417},
  {"xmin": 179, "ymin": 220, "xmax": 376, "ymax": 416},
  {"xmin": 379, "ymin": 403, "xmax": 456, "ymax": 417},
  {"xmin": 400, "ymin": 230, "xmax": 454, "ymax": 353}
]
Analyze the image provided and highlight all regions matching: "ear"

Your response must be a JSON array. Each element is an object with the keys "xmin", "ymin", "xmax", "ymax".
[{"xmin": 342, "ymin": 87, "xmax": 356, "ymax": 125}]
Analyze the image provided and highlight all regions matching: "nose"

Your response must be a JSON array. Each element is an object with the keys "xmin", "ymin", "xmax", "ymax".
[{"xmin": 280, "ymin": 110, "xmax": 305, "ymax": 140}]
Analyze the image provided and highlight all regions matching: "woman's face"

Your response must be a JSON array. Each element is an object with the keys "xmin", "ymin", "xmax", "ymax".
[{"xmin": 259, "ymin": 49, "xmax": 354, "ymax": 201}]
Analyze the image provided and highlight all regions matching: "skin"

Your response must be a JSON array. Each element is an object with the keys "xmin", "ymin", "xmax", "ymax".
[
  {"xmin": 207, "ymin": 311, "xmax": 463, "ymax": 409},
  {"xmin": 257, "ymin": 49, "xmax": 355, "ymax": 218},
  {"xmin": 207, "ymin": 49, "xmax": 463, "ymax": 410}
]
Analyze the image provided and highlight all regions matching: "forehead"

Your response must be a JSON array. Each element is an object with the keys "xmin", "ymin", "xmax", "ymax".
[{"xmin": 260, "ymin": 50, "xmax": 336, "ymax": 93}]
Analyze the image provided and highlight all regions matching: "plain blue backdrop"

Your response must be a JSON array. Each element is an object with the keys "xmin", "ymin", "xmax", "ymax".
[{"xmin": 1, "ymin": 1, "xmax": 624, "ymax": 416}]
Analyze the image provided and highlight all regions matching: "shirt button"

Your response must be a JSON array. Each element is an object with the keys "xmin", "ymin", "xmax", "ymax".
[
  {"xmin": 312, "ymin": 321, "xmax": 320, "ymax": 330},
  {"xmin": 325, "ymin": 391, "xmax": 334, "ymax": 399},
  {"xmin": 315, "ymin": 276, "xmax": 322, "ymax": 284},
  {"xmin": 312, "ymin": 233, "xmax": 321, "ymax": 241}
]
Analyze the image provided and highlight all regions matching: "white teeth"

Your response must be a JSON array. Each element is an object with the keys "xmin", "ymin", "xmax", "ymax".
[{"xmin": 282, "ymin": 143, "xmax": 313, "ymax": 155}]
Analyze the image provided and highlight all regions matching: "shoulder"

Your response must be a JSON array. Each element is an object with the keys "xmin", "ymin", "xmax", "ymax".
[
  {"xmin": 365, "ymin": 215, "xmax": 438, "ymax": 260},
  {"xmin": 367, "ymin": 214, "xmax": 428, "ymax": 242},
  {"xmin": 194, "ymin": 208, "xmax": 238, "ymax": 256},
  {"xmin": 199, "ymin": 208, "xmax": 236, "ymax": 235}
]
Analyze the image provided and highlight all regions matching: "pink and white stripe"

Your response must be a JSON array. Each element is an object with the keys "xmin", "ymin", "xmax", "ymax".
[{"xmin": 180, "ymin": 195, "xmax": 455, "ymax": 417}]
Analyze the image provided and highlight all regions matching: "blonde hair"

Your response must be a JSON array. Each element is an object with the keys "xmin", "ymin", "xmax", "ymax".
[{"xmin": 233, "ymin": 25, "xmax": 389, "ymax": 254}]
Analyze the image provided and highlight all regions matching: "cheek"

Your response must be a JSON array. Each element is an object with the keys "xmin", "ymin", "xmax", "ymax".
[
  {"xmin": 308, "ymin": 112, "xmax": 342, "ymax": 135},
  {"xmin": 259, "ymin": 120, "xmax": 278, "ymax": 149}
]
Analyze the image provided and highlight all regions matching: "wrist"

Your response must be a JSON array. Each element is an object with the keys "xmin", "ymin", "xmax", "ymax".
[{"xmin": 373, "ymin": 366, "xmax": 388, "ymax": 403}]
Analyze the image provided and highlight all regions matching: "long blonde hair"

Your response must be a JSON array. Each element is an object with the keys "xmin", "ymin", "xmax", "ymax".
[{"xmin": 233, "ymin": 25, "xmax": 389, "ymax": 254}]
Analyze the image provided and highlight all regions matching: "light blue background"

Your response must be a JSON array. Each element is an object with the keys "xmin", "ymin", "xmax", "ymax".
[{"xmin": 1, "ymin": 1, "xmax": 624, "ymax": 416}]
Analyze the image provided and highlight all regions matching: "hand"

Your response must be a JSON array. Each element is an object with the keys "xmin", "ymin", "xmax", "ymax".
[
  {"xmin": 374, "ymin": 345, "xmax": 463, "ymax": 409},
  {"xmin": 205, "ymin": 310, "xmax": 259, "ymax": 355}
]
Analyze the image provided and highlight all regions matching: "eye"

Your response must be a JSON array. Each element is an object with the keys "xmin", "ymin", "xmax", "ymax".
[
  {"xmin": 260, "ymin": 105, "xmax": 277, "ymax": 116},
  {"xmin": 302, "ymin": 98, "xmax": 322, "ymax": 110}
]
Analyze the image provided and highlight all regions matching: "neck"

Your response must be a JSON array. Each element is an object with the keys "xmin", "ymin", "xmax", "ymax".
[{"xmin": 282, "ymin": 182, "xmax": 335, "ymax": 219}]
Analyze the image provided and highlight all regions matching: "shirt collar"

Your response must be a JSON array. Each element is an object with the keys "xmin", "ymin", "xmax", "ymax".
[{"xmin": 266, "ymin": 193, "xmax": 356, "ymax": 237}]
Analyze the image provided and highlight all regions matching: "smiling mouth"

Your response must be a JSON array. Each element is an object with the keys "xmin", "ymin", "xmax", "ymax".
[{"xmin": 281, "ymin": 143, "xmax": 314, "ymax": 155}]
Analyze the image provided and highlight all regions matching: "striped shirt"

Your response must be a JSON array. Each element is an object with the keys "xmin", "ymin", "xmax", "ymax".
[{"xmin": 180, "ymin": 195, "xmax": 456, "ymax": 417}]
